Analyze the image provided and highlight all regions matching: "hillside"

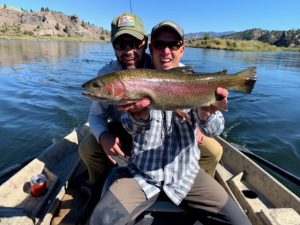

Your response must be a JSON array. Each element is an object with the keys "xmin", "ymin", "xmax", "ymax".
[
  {"xmin": 223, "ymin": 28, "xmax": 300, "ymax": 47},
  {"xmin": 185, "ymin": 31, "xmax": 235, "ymax": 40},
  {"xmin": 0, "ymin": 5, "xmax": 110, "ymax": 41},
  {"xmin": 1, "ymin": 5, "xmax": 299, "ymax": 48}
]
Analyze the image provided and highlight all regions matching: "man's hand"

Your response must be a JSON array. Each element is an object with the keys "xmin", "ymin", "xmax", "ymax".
[
  {"xmin": 198, "ymin": 87, "xmax": 228, "ymax": 120},
  {"xmin": 99, "ymin": 132, "xmax": 125, "ymax": 164},
  {"xmin": 215, "ymin": 87, "xmax": 228, "ymax": 110},
  {"xmin": 118, "ymin": 98, "xmax": 151, "ymax": 120},
  {"xmin": 196, "ymin": 127, "xmax": 204, "ymax": 144}
]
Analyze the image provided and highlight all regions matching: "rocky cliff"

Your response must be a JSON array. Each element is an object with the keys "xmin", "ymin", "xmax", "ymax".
[
  {"xmin": 0, "ymin": 5, "xmax": 110, "ymax": 41},
  {"xmin": 223, "ymin": 28, "xmax": 300, "ymax": 48}
]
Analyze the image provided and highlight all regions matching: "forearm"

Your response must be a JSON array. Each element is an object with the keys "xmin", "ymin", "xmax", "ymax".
[{"xmin": 88, "ymin": 101, "xmax": 110, "ymax": 142}]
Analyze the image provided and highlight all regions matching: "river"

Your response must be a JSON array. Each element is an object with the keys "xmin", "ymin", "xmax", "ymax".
[{"xmin": 0, "ymin": 40, "xmax": 299, "ymax": 194}]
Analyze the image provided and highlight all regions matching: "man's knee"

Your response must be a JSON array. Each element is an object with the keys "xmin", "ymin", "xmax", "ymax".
[
  {"xmin": 89, "ymin": 190, "xmax": 132, "ymax": 225},
  {"xmin": 89, "ymin": 207, "xmax": 131, "ymax": 225},
  {"xmin": 201, "ymin": 137, "xmax": 223, "ymax": 162},
  {"xmin": 218, "ymin": 197, "xmax": 252, "ymax": 225},
  {"xmin": 79, "ymin": 133, "xmax": 100, "ymax": 160},
  {"xmin": 210, "ymin": 141, "xmax": 223, "ymax": 162}
]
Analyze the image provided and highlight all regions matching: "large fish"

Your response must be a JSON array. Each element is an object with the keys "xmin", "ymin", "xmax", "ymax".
[{"xmin": 82, "ymin": 67, "xmax": 257, "ymax": 110}]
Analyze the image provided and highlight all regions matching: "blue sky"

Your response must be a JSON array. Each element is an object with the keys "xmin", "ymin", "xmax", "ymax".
[{"xmin": 1, "ymin": 0, "xmax": 299, "ymax": 33}]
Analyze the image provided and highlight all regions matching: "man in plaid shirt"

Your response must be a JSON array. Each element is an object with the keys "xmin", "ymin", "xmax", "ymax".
[{"xmin": 89, "ymin": 21, "xmax": 251, "ymax": 225}]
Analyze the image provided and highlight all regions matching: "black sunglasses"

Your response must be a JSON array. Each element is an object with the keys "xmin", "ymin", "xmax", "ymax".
[
  {"xmin": 113, "ymin": 38, "xmax": 145, "ymax": 50},
  {"xmin": 152, "ymin": 40, "xmax": 183, "ymax": 51}
]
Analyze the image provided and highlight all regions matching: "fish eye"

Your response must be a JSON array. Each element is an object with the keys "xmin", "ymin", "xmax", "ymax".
[{"xmin": 92, "ymin": 82, "xmax": 101, "ymax": 88}]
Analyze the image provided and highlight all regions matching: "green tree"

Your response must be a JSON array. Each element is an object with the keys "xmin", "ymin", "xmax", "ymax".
[
  {"xmin": 55, "ymin": 22, "xmax": 60, "ymax": 30},
  {"xmin": 4, "ymin": 4, "xmax": 7, "ymax": 8},
  {"xmin": 41, "ymin": 7, "xmax": 45, "ymax": 12},
  {"xmin": 3, "ymin": 22, "xmax": 8, "ymax": 33},
  {"xmin": 63, "ymin": 25, "xmax": 69, "ymax": 34},
  {"xmin": 204, "ymin": 33, "xmax": 212, "ymax": 40}
]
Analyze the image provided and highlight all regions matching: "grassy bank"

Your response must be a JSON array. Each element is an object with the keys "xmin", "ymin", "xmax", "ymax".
[
  {"xmin": 186, "ymin": 38, "xmax": 300, "ymax": 52},
  {"xmin": 0, "ymin": 34, "xmax": 109, "ymax": 43},
  {"xmin": 2, "ymin": 34, "xmax": 299, "ymax": 51}
]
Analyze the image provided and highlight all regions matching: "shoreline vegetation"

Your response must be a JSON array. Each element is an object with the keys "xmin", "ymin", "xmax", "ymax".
[
  {"xmin": 185, "ymin": 38, "xmax": 300, "ymax": 52},
  {"xmin": 1, "ymin": 34, "xmax": 299, "ymax": 52},
  {"xmin": 0, "ymin": 34, "xmax": 108, "ymax": 43}
]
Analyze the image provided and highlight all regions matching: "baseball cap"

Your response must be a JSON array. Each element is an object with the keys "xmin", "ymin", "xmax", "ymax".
[
  {"xmin": 111, "ymin": 13, "xmax": 147, "ymax": 42},
  {"xmin": 151, "ymin": 20, "xmax": 184, "ymax": 41}
]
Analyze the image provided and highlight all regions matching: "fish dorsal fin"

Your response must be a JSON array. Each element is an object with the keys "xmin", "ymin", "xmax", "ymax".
[
  {"xmin": 197, "ymin": 69, "xmax": 228, "ymax": 76},
  {"xmin": 168, "ymin": 66, "xmax": 195, "ymax": 74}
]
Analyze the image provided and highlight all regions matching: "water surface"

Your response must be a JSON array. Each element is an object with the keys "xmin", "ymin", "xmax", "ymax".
[{"xmin": 0, "ymin": 40, "xmax": 299, "ymax": 194}]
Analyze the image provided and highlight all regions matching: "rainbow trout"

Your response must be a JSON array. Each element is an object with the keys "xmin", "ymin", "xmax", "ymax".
[{"xmin": 82, "ymin": 67, "xmax": 257, "ymax": 110}]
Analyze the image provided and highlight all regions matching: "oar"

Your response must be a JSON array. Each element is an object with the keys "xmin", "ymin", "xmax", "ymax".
[{"xmin": 239, "ymin": 149, "xmax": 300, "ymax": 186}]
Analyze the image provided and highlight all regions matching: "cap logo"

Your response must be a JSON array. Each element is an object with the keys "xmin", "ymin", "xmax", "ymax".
[{"xmin": 118, "ymin": 15, "xmax": 135, "ymax": 27}]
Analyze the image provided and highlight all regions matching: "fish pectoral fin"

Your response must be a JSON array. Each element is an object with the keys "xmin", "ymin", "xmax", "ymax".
[{"xmin": 117, "ymin": 99, "xmax": 143, "ymax": 105}]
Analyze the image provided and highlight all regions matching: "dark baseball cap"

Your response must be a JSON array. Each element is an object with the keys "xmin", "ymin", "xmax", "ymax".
[
  {"xmin": 111, "ymin": 13, "xmax": 147, "ymax": 42},
  {"xmin": 151, "ymin": 20, "xmax": 184, "ymax": 41}
]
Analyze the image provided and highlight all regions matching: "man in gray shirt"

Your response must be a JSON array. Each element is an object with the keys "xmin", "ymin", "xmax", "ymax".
[{"xmin": 79, "ymin": 12, "xmax": 152, "ymax": 191}]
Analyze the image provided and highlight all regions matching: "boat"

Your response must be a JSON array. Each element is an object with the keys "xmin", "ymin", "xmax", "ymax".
[{"xmin": 0, "ymin": 123, "xmax": 299, "ymax": 225}]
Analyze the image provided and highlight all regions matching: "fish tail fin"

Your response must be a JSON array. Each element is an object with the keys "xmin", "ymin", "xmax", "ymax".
[{"xmin": 233, "ymin": 67, "xmax": 257, "ymax": 93}]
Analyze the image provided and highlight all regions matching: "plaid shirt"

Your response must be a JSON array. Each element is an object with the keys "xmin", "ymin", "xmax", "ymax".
[{"xmin": 122, "ymin": 109, "xmax": 224, "ymax": 205}]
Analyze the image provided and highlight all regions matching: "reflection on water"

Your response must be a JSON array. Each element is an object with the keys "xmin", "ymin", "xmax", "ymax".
[
  {"xmin": 0, "ymin": 40, "xmax": 299, "ymax": 196},
  {"xmin": 184, "ymin": 48, "xmax": 300, "ymax": 72},
  {"xmin": 0, "ymin": 39, "xmax": 101, "ymax": 68},
  {"xmin": 0, "ymin": 40, "xmax": 115, "ymax": 171}
]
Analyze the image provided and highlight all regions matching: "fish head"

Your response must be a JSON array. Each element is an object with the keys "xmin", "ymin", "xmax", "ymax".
[
  {"xmin": 82, "ymin": 77, "xmax": 137, "ymax": 105},
  {"xmin": 82, "ymin": 76, "xmax": 126, "ymax": 99}
]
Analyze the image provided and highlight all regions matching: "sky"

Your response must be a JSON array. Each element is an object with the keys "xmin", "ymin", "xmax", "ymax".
[{"xmin": 1, "ymin": 0, "xmax": 300, "ymax": 33}]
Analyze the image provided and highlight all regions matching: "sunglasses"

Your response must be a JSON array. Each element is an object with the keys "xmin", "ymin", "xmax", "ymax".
[
  {"xmin": 113, "ymin": 38, "xmax": 145, "ymax": 50},
  {"xmin": 152, "ymin": 40, "xmax": 183, "ymax": 51}
]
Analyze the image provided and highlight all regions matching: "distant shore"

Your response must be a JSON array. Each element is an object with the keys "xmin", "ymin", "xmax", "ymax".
[
  {"xmin": 1, "ymin": 34, "xmax": 299, "ymax": 52},
  {"xmin": 186, "ymin": 38, "xmax": 300, "ymax": 52},
  {"xmin": 0, "ymin": 34, "xmax": 108, "ymax": 43}
]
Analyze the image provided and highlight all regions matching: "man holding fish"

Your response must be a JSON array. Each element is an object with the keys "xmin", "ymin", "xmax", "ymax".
[
  {"xmin": 79, "ymin": 12, "xmax": 230, "ymax": 195},
  {"xmin": 86, "ymin": 17, "xmax": 254, "ymax": 224},
  {"xmin": 79, "ymin": 13, "xmax": 152, "ymax": 192}
]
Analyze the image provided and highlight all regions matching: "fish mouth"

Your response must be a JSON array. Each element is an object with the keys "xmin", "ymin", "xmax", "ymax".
[{"xmin": 82, "ymin": 91, "xmax": 107, "ymax": 101}]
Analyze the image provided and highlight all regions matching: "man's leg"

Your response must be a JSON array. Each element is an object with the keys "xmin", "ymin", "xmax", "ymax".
[
  {"xmin": 79, "ymin": 133, "xmax": 111, "ymax": 184},
  {"xmin": 89, "ymin": 169, "xmax": 158, "ymax": 225},
  {"xmin": 79, "ymin": 121, "xmax": 132, "ymax": 184},
  {"xmin": 199, "ymin": 136, "xmax": 223, "ymax": 177},
  {"xmin": 181, "ymin": 168, "xmax": 252, "ymax": 225}
]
